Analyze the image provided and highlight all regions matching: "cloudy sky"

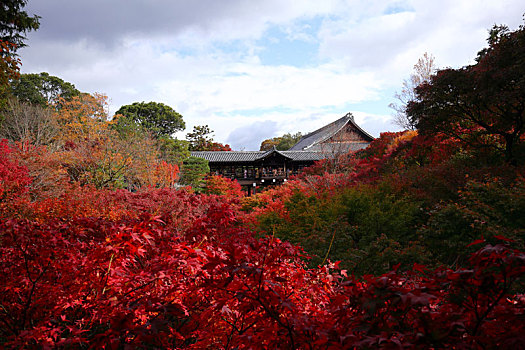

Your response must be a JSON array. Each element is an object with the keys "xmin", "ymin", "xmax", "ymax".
[{"xmin": 19, "ymin": 0, "xmax": 524, "ymax": 150}]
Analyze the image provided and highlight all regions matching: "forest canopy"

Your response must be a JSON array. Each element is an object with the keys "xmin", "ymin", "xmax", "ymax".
[{"xmin": 407, "ymin": 24, "xmax": 525, "ymax": 164}]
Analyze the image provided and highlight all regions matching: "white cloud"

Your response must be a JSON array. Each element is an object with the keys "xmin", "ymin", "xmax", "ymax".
[{"xmin": 18, "ymin": 0, "xmax": 525, "ymax": 150}]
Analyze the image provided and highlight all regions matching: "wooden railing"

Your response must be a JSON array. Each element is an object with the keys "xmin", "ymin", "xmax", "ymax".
[{"xmin": 211, "ymin": 169, "xmax": 301, "ymax": 180}]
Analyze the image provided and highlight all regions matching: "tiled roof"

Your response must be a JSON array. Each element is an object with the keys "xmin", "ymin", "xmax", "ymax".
[
  {"xmin": 190, "ymin": 149, "xmax": 326, "ymax": 163},
  {"xmin": 304, "ymin": 142, "xmax": 370, "ymax": 153},
  {"xmin": 190, "ymin": 113, "xmax": 374, "ymax": 164},
  {"xmin": 190, "ymin": 151, "xmax": 262, "ymax": 162},
  {"xmin": 289, "ymin": 113, "xmax": 374, "ymax": 151},
  {"xmin": 281, "ymin": 151, "xmax": 326, "ymax": 161},
  {"xmin": 257, "ymin": 147, "xmax": 293, "ymax": 161}
]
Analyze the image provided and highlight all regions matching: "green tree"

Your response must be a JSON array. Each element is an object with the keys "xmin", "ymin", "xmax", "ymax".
[
  {"xmin": 277, "ymin": 132, "xmax": 302, "ymax": 150},
  {"xmin": 10, "ymin": 72, "xmax": 80, "ymax": 107},
  {"xmin": 186, "ymin": 125, "xmax": 231, "ymax": 151},
  {"xmin": 179, "ymin": 156, "xmax": 209, "ymax": 190},
  {"xmin": 1, "ymin": 1, "xmax": 39, "ymax": 110},
  {"xmin": 420, "ymin": 178, "xmax": 525, "ymax": 267},
  {"xmin": 257, "ymin": 184, "xmax": 423, "ymax": 274},
  {"xmin": 407, "ymin": 24, "xmax": 525, "ymax": 164},
  {"xmin": 157, "ymin": 136, "xmax": 190, "ymax": 165},
  {"xmin": 0, "ymin": 0, "xmax": 40, "ymax": 50},
  {"xmin": 115, "ymin": 101, "xmax": 185, "ymax": 138},
  {"xmin": 111, "ymin": 104, "xmax": 189, "ymax": 172},
  {"xmin": 259, "ymin": 132, "xmax": 302, "ymax": 151},
  {"xmin": 186, "ymin": 125, "xmax": 213, "ymax": 151},
  {"xmin": 0, "ymin": 40, "xmax": 18, "ymax": 111}
]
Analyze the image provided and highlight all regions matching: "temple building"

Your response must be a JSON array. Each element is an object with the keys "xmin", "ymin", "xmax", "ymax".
[{"xmin": 190, "ymin": 113, "xmax": 374, "ymax": 194}]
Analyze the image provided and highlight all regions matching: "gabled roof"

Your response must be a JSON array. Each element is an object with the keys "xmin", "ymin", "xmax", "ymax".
[
  {"xmin": 190, "ymin": 148, "xmax": 326, "ymax": 163},
  {"xmin": 289, "ymin": 113, "xmax": 374, "ymax": 151},
  {"xmin": 257, "ymin": 146, "xmax": 294, "ymax": 161}
]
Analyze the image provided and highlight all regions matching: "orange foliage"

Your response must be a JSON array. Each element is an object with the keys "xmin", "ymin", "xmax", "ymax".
[
  {"xmin": 203, "ymin": 175, "xmax": 243, "ymax": 199},
  {"xmin": 208, "ymin": 142, "xmax": 232, "ymax": 151},
  {"xmin": 53, "ymin": 93, "xmax": 111, "ymax": 145},
  {"xmin": 42, "ymin": 93, "xmax": 181, "ymax": 189},
  {"xmin": 148, "ymin": 161, "xmax": 180, "ymax": 188}
]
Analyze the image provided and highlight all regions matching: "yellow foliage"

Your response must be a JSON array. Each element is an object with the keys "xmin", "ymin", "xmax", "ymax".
[
  {"xmin": 21, "ymin": 92, "xmax": 184, "ymax": 190},
  {"xmin": 386, "ymin": 130, "xmax": 419, "ymax": 155},
  {"xmin": 53, "ymin": 92, "xmax": 112, "ymax": 145}
]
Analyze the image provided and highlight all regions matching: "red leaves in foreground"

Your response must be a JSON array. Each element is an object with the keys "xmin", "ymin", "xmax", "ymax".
[
  {"xmin": 1, "ymin": 138, "xmax": 524, "ymax": 348},
  {"xmin": 1, "ymin": 190, "xmax": 524, "ymax": 348},
  {"xmin": 0, "ymin": 140, "xmax": 32, "ymax": 207}
]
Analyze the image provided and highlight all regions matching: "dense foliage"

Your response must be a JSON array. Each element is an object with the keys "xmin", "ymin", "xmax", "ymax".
[
  {"xmin": 1, "ymin": 141, "xmax": 524, "ymax": 348},
  {"xmin": 10, "ymin": 72, "xmax": 80, "ymax": 107},
  {"xmin": 180, "ymin": 156, "xmax": 210, "ymax": 190},
  {"xmin": 407, "ymin": 24, "xmax": 525, "ymax": 164},
  {"xmin": 0, "ymin": 0, "xmax": 40, "ymax": 50},
  {"xmin": 248, "ymin": 129, "xmax": 524, "ymax": 274},
  {"xmin": 259, "ymin": 132, "xmax": 303, "ymax": 151},
  {"xmin": 115, "ymin": 101, "xmax": 185, "ymax": 139},
  {"xmin": 0, "ymin": 0, "xmax": 39, "ymax": 109}
]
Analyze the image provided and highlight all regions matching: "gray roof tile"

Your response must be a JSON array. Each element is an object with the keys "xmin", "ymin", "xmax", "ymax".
[
  {"xmin": 190, "ymin": 151, "xmax": 262, "ymax": 162},
  {"xmin": 190, "ymin": 149, "xmax": 326, "ymax": 163}
]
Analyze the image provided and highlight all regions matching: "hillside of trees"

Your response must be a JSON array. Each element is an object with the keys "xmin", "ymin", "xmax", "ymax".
[{"xmin": 1, "ymin": 4, "xmax": 524, "ymax": 348}]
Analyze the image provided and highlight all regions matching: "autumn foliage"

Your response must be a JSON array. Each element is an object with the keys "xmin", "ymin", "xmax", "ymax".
[
  {"xmin": 202, "ymin": 174, "xmax": 243, "ymax": 199},
  {"xmin": 1, "ymin": 135, "xmax": 525, "ymax": 348},
  {"xmin": 1, "ymin": 20, "xmax": 525, "ymax": 349},
  {"xmin": 0, "ymin": 139, "xmax": 32, "ymax": 209}
]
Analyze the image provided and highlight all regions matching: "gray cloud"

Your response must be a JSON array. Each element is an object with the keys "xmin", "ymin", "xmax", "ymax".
[
  {"xmin": 26, "ymin": 1, "xmax": 242, "ymax": 46},
  {"xmin": 227, "ymin": 120, "xmax": 278, "ymax": 150},
  {"xmin": 24, "ymin": 0, "xmax": 316, "ymax": 49}
]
